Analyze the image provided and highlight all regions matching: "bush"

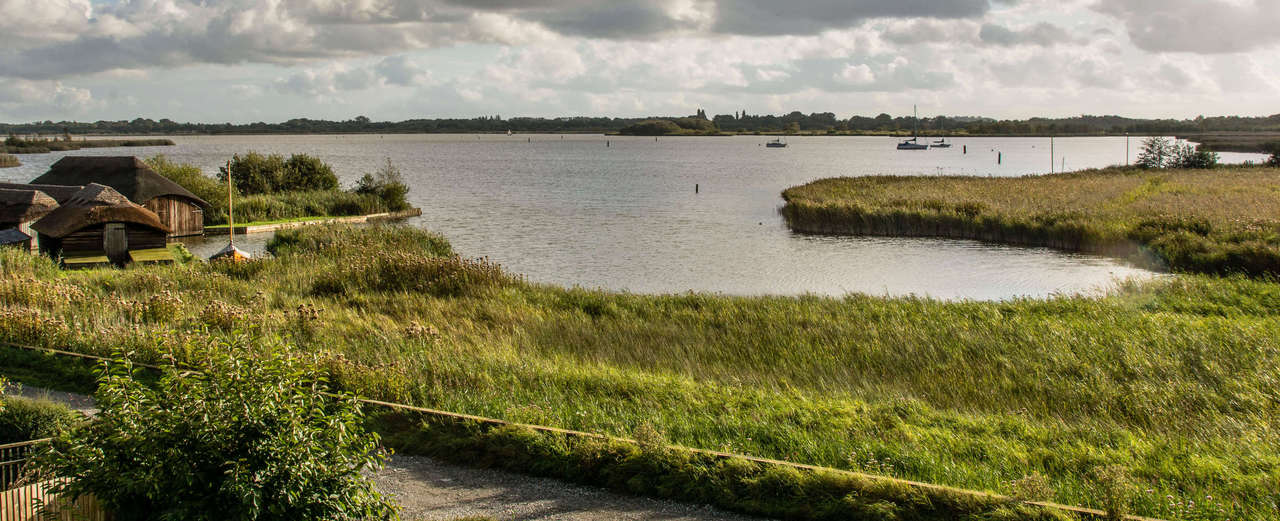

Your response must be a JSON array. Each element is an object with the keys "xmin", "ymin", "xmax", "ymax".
[
  {"xmin": 0, "ymin": 394, "xmax": 82, "ymax": 444},
  {"xmin": 283, "ymin": 154, "xmax": 339, "ymax": 192},
  {"xmin": 221, "ymin": 152, "xmax": 336, "ymax": 194},
  {"xmin": 1135, "ymin": 137, "xmax": 1173, "ymax": 169},
  {"xmin": 1263, "ymin": 142, "xmax": 1280, "ymax": 167},
  {"xmin": 1170, "ymin": 143, "xmax": 1219, "ymax": 169},
  {"xmin": 37, "ymin": 346, "xmax": 398, "ymax": 521},
  {"xmin": 355, "ymin": 159, "xmax": 411, "ymax": 212}
]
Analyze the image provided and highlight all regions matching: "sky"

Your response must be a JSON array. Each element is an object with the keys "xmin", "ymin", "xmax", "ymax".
[{"xmin": 1, "ymin": 0, "xmax": 1277, "ymax": 123}]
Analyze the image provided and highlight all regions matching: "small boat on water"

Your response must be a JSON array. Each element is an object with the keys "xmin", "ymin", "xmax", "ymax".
[
  {"xmin": 930, "ymin": 138, "xmax": 952, "ymax": 149},
  {"xmin": 766, "ymin": 138, "xmax": 788, "ymax": 148},
  {"xmin": 897, "ymin": 137, "xmax": 927, "ymax": 150},
  {"xmin": 897, "ymin": 105, "xmax": 928, "ymax": 150}
]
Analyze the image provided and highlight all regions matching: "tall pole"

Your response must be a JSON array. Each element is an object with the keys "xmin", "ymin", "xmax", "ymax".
[
  {"xmin": 1125, "ymin": 132, "xmax": 1130, "ymax": 166},
  {"xmin": 226, "ymin": 160, "xmax": 234, "ymax": 248},
  {"xmin": 1051, "ymin": 136, "xmax": 1055, "ymax": 174}
]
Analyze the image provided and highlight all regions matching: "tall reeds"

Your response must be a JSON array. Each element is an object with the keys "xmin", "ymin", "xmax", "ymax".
[
  {"xmin": 0, "ymin": 226, "xmax": 1276, "ymax": 520},
  {"xmin": 781, "ymin": 166, "xmax": 1280, "ymax": 275}
]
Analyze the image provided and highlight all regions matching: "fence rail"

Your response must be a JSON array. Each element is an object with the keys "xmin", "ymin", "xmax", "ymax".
[{"xmin": 0, "ymin": 439, "xmax": 106, "ymax": 521}]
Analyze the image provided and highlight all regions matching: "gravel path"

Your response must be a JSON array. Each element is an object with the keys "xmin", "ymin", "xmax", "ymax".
[
  {"xmin": 3, "ymin": 384, "xmax": 99, "ymax": 416},
  {"xmin": 376, "ymin": 454, "xmax": 767, "ymax": 521}
]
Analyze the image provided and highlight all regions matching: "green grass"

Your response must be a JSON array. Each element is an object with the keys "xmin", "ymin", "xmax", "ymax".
[
  {"xmin": 0, "ymin": 225, "xmax": 1275, "ymax": 520},
  {"xmin": 205, "ymin": 215, "xmax": 341, "ymax": 229},
  {"xmin": 781, "ymin": 166, "xmax": 1280, "ymax": 276},
  {"xmin": 0, "ymin": 394, "xmax": 83, "ymax": 444},
  {"xmin": 1, "ymin": 138, "xmax": 173, "ymax": 154}
]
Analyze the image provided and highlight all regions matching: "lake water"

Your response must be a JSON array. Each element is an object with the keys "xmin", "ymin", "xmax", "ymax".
[{"xmin": 3, "ymin": 135, "xmax": 1266, "ymax": 299}]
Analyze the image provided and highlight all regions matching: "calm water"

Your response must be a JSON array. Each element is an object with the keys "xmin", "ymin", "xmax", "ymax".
[{"xmin": 4, "ymin": 135, "xmax": 1265, "ymax": 299}]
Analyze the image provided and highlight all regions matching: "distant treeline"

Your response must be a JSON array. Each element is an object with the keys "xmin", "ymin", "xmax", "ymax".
[{"xmin": 4, "ymin": 112, "xmax": 1280, "ymax": 136}]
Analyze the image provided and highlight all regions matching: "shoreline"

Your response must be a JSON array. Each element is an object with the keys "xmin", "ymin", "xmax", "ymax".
[{"xmin": 203, "ymin": 208, "xmax": 422, "ymax": 235}]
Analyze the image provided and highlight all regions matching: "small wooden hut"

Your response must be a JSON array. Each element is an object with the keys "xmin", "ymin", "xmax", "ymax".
[
  {"xmin": 31, "ymin": 184, "xmax": 170, "ymax": 267},
  {"xmin": 0, "ymin": 187, "xmax": 60, "ymax": 253},
  {"xmin": 30, "ymin": 156, "xmax": 208, "ymax": 237}
]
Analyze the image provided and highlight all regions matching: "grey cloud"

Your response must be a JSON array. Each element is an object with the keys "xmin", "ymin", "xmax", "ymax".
[
  {"xmin": 881, "ymin": 20, "xmax": 979, "ymax": 45},
  {"xmin": 376, "ymin": 55, "xmax": 428, "ymax": 86},
  {"xmin": 979, "ymin": 22, "xmax": 1073, "ymax": 47},
  {"xmin": 712, "ymin": 0, "xmax": 990, "ymax": 36},
  {"xmin": 1093, "ymin": 0, "xmax": 1280, "ymax": 53}
]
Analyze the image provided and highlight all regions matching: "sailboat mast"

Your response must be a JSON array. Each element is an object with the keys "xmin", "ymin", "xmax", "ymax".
[
  {"xmin": 226, "ymin": 160, "xmax": 234, "ymax": 247},
  {"xmin": 913, "ymin": 105, "xmax": 918, "ymax": 138}
]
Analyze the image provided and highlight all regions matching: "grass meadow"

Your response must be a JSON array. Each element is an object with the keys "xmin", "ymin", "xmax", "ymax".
[
  {"xmin": 781, "ymin": 166, "xmax": 1280, "ymax": 276},
  {"xmin": 0, "ymin": 224, "xmax": 1276, "ymax": 519}
]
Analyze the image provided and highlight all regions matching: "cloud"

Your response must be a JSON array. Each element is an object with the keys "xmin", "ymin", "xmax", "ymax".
[
  {"xmin": 0, "ymin": 78, "xmax": 97, "ymax": 119},
  {"xmin": 979, "ymin": 22, "xmax": 1074, "ymax": 46},
  {"xmin": 712, "ymin": 0, "xmax": 990, "ymax": 36},
  {"xmin": 1093, "ymin": 0, "xmax": 1280, "ymax": 53},
  {"xmin": 376, "ymin": 56, "xmax": 429, "ymax": 86}
]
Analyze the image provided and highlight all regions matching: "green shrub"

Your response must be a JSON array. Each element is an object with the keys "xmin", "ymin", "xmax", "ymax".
[
  {"xmin": 37, "ymin": 345, "xmax": 398, "ymax": 521},
  {"xmin": 0, "ymin": 394, "xmax": 82, "ymax": 443},
  {"xmin": 283, "ymin": 153, "xmax": 339, "ymax": 192},
  {"xmin": 1136, "ymin": 137, "xmax": 1172, "ymax": 169},
  {"xmin": 355, "ymin": 159, "xmax": 411, "ymax": 212},
  {"xmin": 222, "ymin": 152, "xmax": 288, "ymax": 194}
]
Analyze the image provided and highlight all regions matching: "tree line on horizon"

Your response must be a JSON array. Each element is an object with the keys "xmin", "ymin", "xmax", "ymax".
[{"xmin": 4, "ymin": 111, "xmax": 1280, "ymax": 136}]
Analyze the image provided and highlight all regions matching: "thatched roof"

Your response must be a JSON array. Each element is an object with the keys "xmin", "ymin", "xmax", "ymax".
[
  {"xmin": 31, "ymin": 156, "xmax": 209, "ymax": 208},
  {"xmin": 0, "ymin": 182, "xmax": 83, "ymax": 203},
  {"xmin": 31, "ymin": 183, "xmax": 169, "ymax": 238},
  {"xmin": 0, "ymin": 228, "xmax": 31, "ymax": 245},
  {"xmin": 0, "ymin": 188, "xmax": 60, "ymax": 224}
]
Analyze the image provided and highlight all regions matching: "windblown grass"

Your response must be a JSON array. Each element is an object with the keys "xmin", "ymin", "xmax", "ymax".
[
  {"xmin": 0, "ymin": 225, "xmax": 1276, "ymax": 520},
  {"xmin": 781, "ymin": 166, "xmax": 1280, "ymax": 275}
]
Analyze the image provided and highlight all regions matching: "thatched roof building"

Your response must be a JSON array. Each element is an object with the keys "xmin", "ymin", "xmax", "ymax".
[
  {"xmin": 0, "ymin": 183, "xmax": 82, "ymax": 204},
  {"xmin": 32, "ymin": 157, "xmax": 209, "ymax": 207},
  {"xmin": 0, "ymin": 188, "xmax": 59, "ymax": 225},
  {"xmin": 32, "ymin": 184, "xmax": 170, "ymax": 267},
  {"xmin": 28, "ymin": 156, "xmax": 208, "ymax": 237},
  {"xmin": 32, "ymin": 184, "xmax": 168, "ymax": 239}
]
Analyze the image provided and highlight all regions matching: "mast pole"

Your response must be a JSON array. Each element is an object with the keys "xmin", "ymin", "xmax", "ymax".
[{"xmin": 226, "ymin": 160, "xmax": 234, "ymax": 248}]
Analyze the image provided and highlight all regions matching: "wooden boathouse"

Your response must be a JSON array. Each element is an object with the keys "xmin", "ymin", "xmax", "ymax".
[
  {"xmin": 29, "ymin": 156, "xmax": 209, "ymax": 237},
  {"xmin": 30, "ymin": 184, "xmax": 170, "ymax": 268}
]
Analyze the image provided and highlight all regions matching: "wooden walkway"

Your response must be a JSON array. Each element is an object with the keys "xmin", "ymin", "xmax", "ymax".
[{"xmin": 204, "ymin": 208, "xmax": 422, "ymax": 235}]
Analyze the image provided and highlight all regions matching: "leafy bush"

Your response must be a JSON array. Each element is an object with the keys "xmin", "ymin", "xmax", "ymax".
[
  {"xmin": 1263, "ymin": 142, "xmax": 1280, "ymax": 167},
  {"xmin": 221, "ymin": 152, "xmax": 287, "ymax": 194},
  {"xmin": 1170, "ymin": 143, "xmax": 1219, "ymax": 169},
  {"xmin": 1135, "ymin": 137, "xmax": 1173, "ymax": 169},
  {"xmin": 0, "ymin": 394, "xmax": 82, "ymax": 444},
  {"xmin": 355, "ymin": 159, "xmax": 411, "ymax": 211},
  {"xmin": 221, "ymin": 152, "xmax": 337, "ymax": 194},
  {"xmin": 283, "ymin": 153, "xmax": 339, "ymax": 192},
  {"xmin": 38, "ymin": 346, "xmax": 398, "ymax": 521}
]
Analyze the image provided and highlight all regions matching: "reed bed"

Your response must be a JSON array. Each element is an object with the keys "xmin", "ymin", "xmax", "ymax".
[
  {"xmin": 0, "ymin": 225, "xmax": 1276, "ymax": 520},
  {"xmin": 0, "ymin": 154, "xmax": 19, "ymax": 168},
  {"xmin": 781, "ymin": 166, "xmax": 1280, "ymax": 275},
  {"xmin": 1, "ymin": 138, "xmax": 174, "ymax": 154}
]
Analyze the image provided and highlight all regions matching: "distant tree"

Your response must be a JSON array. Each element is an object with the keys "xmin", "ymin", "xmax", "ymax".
[
  {"xmin": 619, "ymin": 119, "xmax": 682, "ymax": 135},
  {"xmin": 1135, "ymin": 136, "xmax": 1173, "ymax": 169}
]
